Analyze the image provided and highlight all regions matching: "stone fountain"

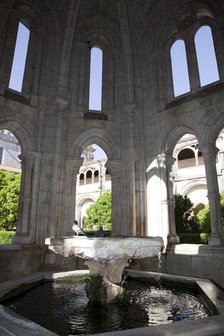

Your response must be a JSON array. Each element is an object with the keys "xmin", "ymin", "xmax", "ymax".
[{"xmin": 45, "ymin": 236, "xmax": 164, "ymax": 304}]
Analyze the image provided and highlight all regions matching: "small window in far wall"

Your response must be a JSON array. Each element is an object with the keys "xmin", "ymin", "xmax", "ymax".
[
  {"xmin": 9, "ymin": 22, "xmax": 30, "ymax": 93},
  {"xmin": 89, "ymin": 47, "xmax": 103, "ymax": 111},
  {"xmin": 170, "ymin": 39, "xmax": 190, "ymax": 97}
]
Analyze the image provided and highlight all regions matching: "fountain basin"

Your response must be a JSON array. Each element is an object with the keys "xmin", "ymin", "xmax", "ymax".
[
  {"xmin": 1, "ymin": 270, "xmax": 224, "ymax": 336},
  {"xmin": 45, "ymin": 236, "xmax": 164, "ymax": 284}
]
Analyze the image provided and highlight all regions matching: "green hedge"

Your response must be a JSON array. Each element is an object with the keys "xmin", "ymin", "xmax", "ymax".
[
  {"xmin": 178, "ymin": 233, "xmax": 209, "ymax": 244},
  {"xmin": 84, "ymin": 229, "xmax": 111, "ymax": 237},
  {"xmin": 0, "ymin": 230, "xmax": 16, "ymax": 244}
]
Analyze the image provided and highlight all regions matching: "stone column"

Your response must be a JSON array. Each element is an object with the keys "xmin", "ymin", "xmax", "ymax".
[
  {"xmin": 157, "ymin": 153, "xmax": 179, "ymax": 245},
  {"xmin": 106, "ymin": 160, "xmax": 122, "ymax": 236},
  {"xmin": 13, "ymin": 151, "xmax": 40, "ymax": 244},
  {"xmin": 62, "ymin": 157, "xmax": 83, "ymax": 236},
  {"xmin": 201, "ymin": 144, "xmax": 223, "ymax": 245},
  {"xmin": 120, "ymin": 104, "xmax": 137, "ymax": 236},
  {"xmin": 166, "ymin": 155, "xmax": 180, "ymax": 244},
  {"xmin": 135, "ymin": 159, "xmax": 146, "ymax": 236}
]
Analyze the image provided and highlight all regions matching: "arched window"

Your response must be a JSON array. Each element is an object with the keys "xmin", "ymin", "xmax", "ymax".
[
  {"xmin": 94, "ymin": 170, "xmax": 99, "ymax": 183},
  {"xmin": 89, "ymin": 47, "xmax": 103, "ymax": 111},
  {"xmin": 86, "ymin": 170, "xmax": 92, "ymax": 184},
  {"xmin": 178, "ymin": 148, "xmax": 196, "ymax": 168},
  {"xmin": 105, "ymin": 168, "xmax": 111, "ymax": 181},
  {"xmin": 9, "ymin": 21, "xmax": 30, "ymax": 92},
  {"xmin": 194, "ymin": 25, "xmax": 219, "ymax": 87},
  {"xmin": 170, "ymin": 40, "xmax": 190, "ymax": 97},
  {"xmin": 79, "ymin": 173, "xmax": 85, "ymax": 186}
]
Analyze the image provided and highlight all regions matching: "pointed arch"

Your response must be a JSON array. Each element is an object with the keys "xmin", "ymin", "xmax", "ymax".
[
  {"xmin": 69, "ymin": 128, "xmax": 119, "ymax": 160},
  {"xmin": 0, "ymin": 117, "xmax": 34, "ymax": 153}
]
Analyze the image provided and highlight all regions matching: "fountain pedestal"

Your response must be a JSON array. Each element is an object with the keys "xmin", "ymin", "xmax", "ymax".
[{"xmin": 45, "ymin": 236, "xmax": 163, "ymax": 303}]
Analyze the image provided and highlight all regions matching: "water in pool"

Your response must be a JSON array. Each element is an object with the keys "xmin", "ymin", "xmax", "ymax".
[{"xmin": 4, "ymin": 276, "xmax": 209, "ymax": 335}]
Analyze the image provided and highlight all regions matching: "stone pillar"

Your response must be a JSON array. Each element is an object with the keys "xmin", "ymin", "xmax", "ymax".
[
  {"xmin": 166, "ymin": 155, "xmax": 180, "ymax": 244},
  {"xmin": 13, "ymin": 151, "xmax": 41, "ymax": 244},
  {"xmin": 62, "ymin": 157, "xmax": 83, "ymax": 236},
  {"xmin": 157, "ymin": 153, "xmax": 179, "ymax": 245},
  {"xmin": 135, "ymin": 159, "xmax": 146, "ymax": 236},
  {"xmin": 45, "ymin": 97, "xmax": 70, "ymax": 239},
  {"xmin": 201, "ymin": 144, "xmax": 223, "ymax": 245},
  {"xmin": 106, "ymin": 160, "xmax": 122, "ymax": 236},
  {"xmin": 121, "ymin": 104, "xmax": 137, "ymax": 236}
]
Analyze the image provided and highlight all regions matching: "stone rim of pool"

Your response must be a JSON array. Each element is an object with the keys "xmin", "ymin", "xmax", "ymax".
[{"xmin": 0, "ymin": 269, "xmax": 224, "ymax": 336}]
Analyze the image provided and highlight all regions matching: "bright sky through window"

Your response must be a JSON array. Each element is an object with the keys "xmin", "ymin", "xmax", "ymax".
[
  {"xmin": 9, "ymin": 22, "xmax": 30, "ymax": 92},
  {"xmin": 171, "ymin": 40, "xmax": 190, "ymax": 97},
  {"xmin": 9, "ymin": 24, "xmax": 220, "ymax": 103},
  {"xmin": 89, "ymin": 47, "xmax": 103, "ymax": 111},
  {"xmin": 195, "ymin": 25, "xmax": 220, "ymax": 87}
]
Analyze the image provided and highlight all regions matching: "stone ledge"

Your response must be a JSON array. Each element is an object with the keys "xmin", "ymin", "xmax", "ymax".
[
  {"xmin": 4, "ymin": 89, "xmax": 30, "ymax": 106},
  {"xmin": 0, "ymin": 305, "xmax": 57, "ymax": 336}
]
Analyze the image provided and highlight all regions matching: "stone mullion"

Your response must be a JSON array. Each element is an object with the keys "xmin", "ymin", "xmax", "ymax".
[{"xmin": 185, "ymin": 35, "xmax": 201, "ymax": 93}]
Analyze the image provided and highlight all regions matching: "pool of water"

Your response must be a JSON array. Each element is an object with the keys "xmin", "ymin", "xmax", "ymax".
[{"xmin": 4, "ymin": 277, "xmax": 210, "ymax": 336}]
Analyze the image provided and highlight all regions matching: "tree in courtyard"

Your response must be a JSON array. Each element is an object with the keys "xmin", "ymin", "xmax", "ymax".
[
  {"xmin": 196, "ymin": 191, "xmax": 224, "ymax": 233},
  {"xmin": 85, "ymin": 191, "xmax": 111, "ymax": 230},
  {"xmin": 0, "ymin": 170, "xmax": 21, "ymax": 230},
  {"xmin": 174, "ymin": 194, "xmax": 199, "ymax": 233}
]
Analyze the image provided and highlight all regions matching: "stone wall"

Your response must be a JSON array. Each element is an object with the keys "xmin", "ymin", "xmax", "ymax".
[
  {"xmin": 165, "ymin": 245, "xmax": 224, "ymax": 288},
  {"xmin": 0, "ymin": 245, "xmax": 45, "ymax": 282},
  {"xmin": 129, "ymin": 245, "xmax": 224, "ymax": 289}
]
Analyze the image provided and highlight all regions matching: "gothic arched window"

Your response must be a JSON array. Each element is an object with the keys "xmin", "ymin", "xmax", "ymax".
[
  {"xmin": 94, "ymin": 170, "xmax": 99, "ymax": 183},
  {"xmin": 86, "ymin": 170, "xmax": 93, "ymax": 184},
  {"xmin": 170, "ymin": 40, "xmax": 190, "ymax": 97},
  {"xmin": 9, "ymin": 21, "xmax": 30, "ymax": 92},
  {"xmin": 178, "ymin": 148, "xmax": 196, "ymax": 169},
  {"xmin": 79, "ymin": 173, "xmax": 85, "ymax": 185},
  {"xmin": 89, "ymin": 47, "xmax": 103, "ymax": 111},
  {"xmin": 194, "ymin": 25, "xmax": 219, "ymax": 87}
]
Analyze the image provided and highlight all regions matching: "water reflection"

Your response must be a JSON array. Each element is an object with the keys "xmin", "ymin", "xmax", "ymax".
[{"xmin": 4, "ymin": 277, "xmax": 209, "ymax": 336}]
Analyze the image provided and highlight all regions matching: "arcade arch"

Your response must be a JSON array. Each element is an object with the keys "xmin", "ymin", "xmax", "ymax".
[
  {"xmin": 0, "ymin": 129, "xmax": 21, "ymax": 235},
  {"xmin": 0, "ymin": 120, "xmax": 41, "ymax": 245},
  {"xmin": 76, "ymin": 144, "xmax": 111, "ymax": 228}
]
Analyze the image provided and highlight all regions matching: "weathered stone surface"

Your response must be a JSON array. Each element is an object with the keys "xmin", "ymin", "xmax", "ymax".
[
  {"xmin": 45, "ymin": 236, "xmax": 164, "ymax": 282},
  {"xmin": 85, "ymin": 274, "xmax": 125, "ymax": 304}
]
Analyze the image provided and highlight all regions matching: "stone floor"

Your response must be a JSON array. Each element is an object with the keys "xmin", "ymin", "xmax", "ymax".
[{"xmin": 0, "ymin": 270, "xmax": 224, "ymax": 336}]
